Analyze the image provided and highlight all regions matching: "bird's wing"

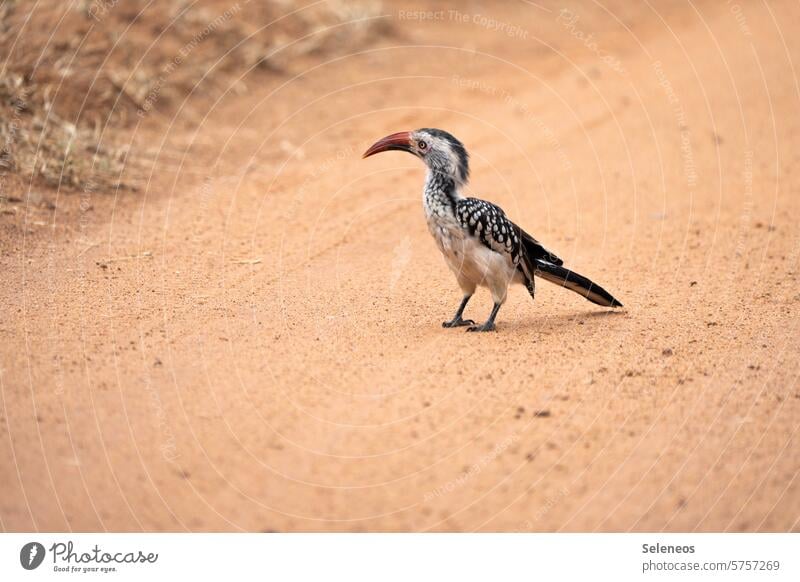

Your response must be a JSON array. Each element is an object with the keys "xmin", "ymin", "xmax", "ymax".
[
  {"xmin": 455, "ymin": 197, "xmax": 522, "ymax": 262},
  {"xmin": 455, "ymin": 197, "xmax": 563, "ymax": 266},
  {"xmin": 509, "ymin": 221, "xmax": 563, "ymax": 266}
]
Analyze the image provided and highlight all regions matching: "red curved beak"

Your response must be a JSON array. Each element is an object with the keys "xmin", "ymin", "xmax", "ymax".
[{"xmin": 362, "ymin": 131, "xmax": 413, "ymax": 158}]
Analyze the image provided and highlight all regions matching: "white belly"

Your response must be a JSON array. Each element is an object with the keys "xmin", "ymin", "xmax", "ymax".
[{"xmin": 426, "ymin": 212, "xmax": 518, "ymax": 301}]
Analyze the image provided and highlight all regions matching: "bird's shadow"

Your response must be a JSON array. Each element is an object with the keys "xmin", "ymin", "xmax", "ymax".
[{"xmin": 509, "ymin": 309, "xmax": 628, "ymax": 333}]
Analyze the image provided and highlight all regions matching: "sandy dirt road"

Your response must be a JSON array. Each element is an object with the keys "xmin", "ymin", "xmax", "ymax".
[{"xmin": 2, "ymin": 1, "xmax": 799, "ymax": 532}]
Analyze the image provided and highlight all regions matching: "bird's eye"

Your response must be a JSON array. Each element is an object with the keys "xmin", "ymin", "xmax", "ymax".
[{"xmin": 418, "ymin": 140, "xmax": 427, "ymax": 150}]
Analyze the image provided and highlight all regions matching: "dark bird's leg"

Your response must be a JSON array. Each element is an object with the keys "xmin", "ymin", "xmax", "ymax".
[
  {"xmin": 442, "ymin": 295, "xmax": 475, "ymax": 328},
  {"xmin": 467, "ymin": 302, "xmax": 501, "ymax": 333}
]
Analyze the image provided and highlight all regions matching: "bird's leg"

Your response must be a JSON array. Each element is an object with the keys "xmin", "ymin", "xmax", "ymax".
[
  {"xmin": 442, "ymin": 295, "xmax": 475, "ymax": 328},
  {"xmin": 467, "ymin": 302, "xmax": 502, "ymax": 332}
]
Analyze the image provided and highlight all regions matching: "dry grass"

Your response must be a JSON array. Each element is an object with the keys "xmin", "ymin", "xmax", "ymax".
[{"xmin": 0, "ymin": 0, "xmax": 386, "ymax": 194}]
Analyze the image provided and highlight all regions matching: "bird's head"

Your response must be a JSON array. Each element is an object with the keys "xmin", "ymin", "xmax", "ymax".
[{"xmin": 363, "ymin": 128, "xmax": 469, "ymax": 186}]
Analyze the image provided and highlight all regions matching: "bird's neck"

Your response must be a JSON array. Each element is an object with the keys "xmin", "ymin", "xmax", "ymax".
[{"xmin": 424, "ymin": 170, "xmax": 461, "ymax": 213}]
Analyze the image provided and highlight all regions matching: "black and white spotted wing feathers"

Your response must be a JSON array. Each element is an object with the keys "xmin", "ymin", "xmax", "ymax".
[
  {"xmin": 455, "ymin": 198, "xmax": 522, "ymax": 260},
  {"xmin": 456, "ymin": 197, "xmax": 559, "ymax": 262}
]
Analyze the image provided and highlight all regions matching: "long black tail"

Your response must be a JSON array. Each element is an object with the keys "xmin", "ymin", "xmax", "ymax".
[{"xmin": 533, "ymin": 259, "xmax": 623, "ymax": 308}]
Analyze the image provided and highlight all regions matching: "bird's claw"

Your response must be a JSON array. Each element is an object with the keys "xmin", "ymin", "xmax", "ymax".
[
  {"xmin": 442, "ymin": 318, "xmax": 475, "ymax": 328},
  {"xmin": 466, "ymin": 322, "xmax": 496, "ymax": 333}
]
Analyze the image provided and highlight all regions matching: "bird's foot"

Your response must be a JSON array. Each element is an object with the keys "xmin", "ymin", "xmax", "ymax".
[
  {"xmin": 442, "ymin": 317, "xmax": 475, "ymax": 328},
  {"xmin": 466, "ymin": 322, "xmax": 496, "ymax": 333}
]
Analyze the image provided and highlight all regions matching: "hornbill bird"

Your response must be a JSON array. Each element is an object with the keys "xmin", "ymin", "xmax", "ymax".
[{"xmin": 363, "ymin": 128, "xmax": 623, "ymax": 332}]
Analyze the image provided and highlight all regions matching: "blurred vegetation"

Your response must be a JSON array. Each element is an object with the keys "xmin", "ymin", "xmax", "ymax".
[{"xmin": 0, "ymin": 0, "xmax": 385, "ymax": 193}]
